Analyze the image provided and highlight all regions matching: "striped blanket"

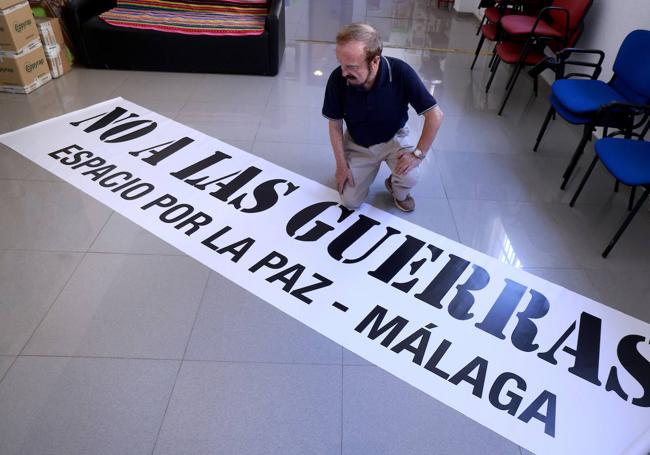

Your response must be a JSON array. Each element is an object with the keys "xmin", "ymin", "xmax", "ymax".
[{"xmin": 100, "ymin": 0, "xmax": 268, "ymax": 36}]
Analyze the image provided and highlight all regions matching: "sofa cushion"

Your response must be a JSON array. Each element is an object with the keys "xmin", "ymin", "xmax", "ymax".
[{"xmin": 100, "ymin": 0, "xmax": 268, "ymax": 36}]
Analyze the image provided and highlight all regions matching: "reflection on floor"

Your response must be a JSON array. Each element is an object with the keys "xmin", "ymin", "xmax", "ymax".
[{"xmin": 0, "ymin": 1, "xmax": 648, "ymax": 454}]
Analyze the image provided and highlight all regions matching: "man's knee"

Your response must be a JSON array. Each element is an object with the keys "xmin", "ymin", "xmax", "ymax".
[
  {"xmin": 395, "ymin": 167, "xmax": 420, "ymax": 188},
  {"xmin": 340, "ymin": 188, "xmax": 366, "ymax": 209}
]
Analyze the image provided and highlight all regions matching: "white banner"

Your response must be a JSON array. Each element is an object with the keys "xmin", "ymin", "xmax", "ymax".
[{"xmin": 1, "ymin": 98, "xmax": 649, "ymax": 455}]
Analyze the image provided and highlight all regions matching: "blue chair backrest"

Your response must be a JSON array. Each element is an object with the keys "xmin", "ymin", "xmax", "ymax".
[{"xmin": 611, "ymin": 29, "xmax": 650, "ymax": 104}]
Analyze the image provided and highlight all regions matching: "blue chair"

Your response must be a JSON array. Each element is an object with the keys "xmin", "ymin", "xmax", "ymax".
[
  {"xmin": 533, "ymin": 29, "xmax": 650, "ymax": 190},
  {"xmin": 569, "ymin": 124, "xmax": 650, "ymax": 257}
]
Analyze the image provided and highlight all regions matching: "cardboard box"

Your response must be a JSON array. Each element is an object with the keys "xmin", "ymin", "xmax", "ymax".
[
  {"xmin": 0, "ymin": 0, "xmax": 21, "ymax": 9},
  {"xmin": 0, "ymin": 41, "xmax": 51, "ymax": 93},
  {"xmin": 0, "ymin": 1, "xmax": 38, "ymax": 52},
  {"xmin": 36, "ymin": 16, "xmax": 70, "ymax": 76}
]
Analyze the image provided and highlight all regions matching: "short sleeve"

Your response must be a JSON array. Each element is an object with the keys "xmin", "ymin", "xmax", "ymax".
[
  {"xmin": 322, "ymin": 68, "xmax": 345, "ymax": 120},
  {"xmin": 401, "ymin": 62, "xmax": 437, "ymax": 115}
]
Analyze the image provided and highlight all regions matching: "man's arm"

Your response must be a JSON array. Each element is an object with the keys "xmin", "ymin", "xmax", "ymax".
[
  {"xmin": 395, "ymin": 105, "xmax": 444, "ymax": 176},
  {"xmin": 328, "ymin": 119, "xmax": 355, "ymax": 192}
]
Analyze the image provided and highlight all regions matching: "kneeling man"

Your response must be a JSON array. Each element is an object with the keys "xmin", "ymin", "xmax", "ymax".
[{"xmin": 322, "ymin": 23, "xmax": 444, "ymax": 212}]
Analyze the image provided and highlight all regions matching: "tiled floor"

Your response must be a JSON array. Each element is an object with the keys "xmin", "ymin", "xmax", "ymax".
[{"xmin": 1, "ymin": 1, "xmax": 649, "ymax": 454}]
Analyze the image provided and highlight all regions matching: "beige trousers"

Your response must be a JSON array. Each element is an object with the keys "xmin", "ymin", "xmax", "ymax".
[{"xmin": 341, "ymin": 126, "xmax": 419, "ymax": 209}]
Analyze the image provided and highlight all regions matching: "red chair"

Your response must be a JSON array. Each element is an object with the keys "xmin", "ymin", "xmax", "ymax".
[
  {"xmin": 470, "ymin": 0, "xmax": 546, "ymax": 71},
  {"xmin": 484, "ymin": 0, "xmax": 593, "ymax": 115}
]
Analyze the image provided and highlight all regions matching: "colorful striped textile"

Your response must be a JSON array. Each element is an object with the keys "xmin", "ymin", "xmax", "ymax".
[{"xmin": 100, "ymin": 0, "xmax": 268, "ymax": 36}]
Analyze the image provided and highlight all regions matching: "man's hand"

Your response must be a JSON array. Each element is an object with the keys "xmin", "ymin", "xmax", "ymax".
[
  {"xmin": 395, "ymin": 150, "xmax": 421, "ymax": 176},
  {"xmin": 336, "ymin": 165, "xmax": 355, "ymax": 193}
]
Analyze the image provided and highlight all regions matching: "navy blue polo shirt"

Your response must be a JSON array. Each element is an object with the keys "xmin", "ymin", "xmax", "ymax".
[{"xmin": 322, "ymin": 56, "xmax": 437, "ymax": 148}]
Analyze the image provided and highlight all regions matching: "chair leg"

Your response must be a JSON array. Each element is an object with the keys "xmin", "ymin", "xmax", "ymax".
[
  {"xmin": 485, "ymin": 56, "xmax": 500, "ymax": 93},
  {"xmin": 476, "ymin": 15, "xmax": 486, "ymax": 35},
  {"xmin": 488, "ymin": 49, "xmax": 498, "ymax": 69},
  {"xmin": 569, "ymin": 156, "xmax": 599, "ymax": 207},
  {"xmin": 561, "ymin": 125, "xmax": 593, "ymax": 190},
  {"xmin": 534, "ymin": 107, "xmax": 555, "ymax": 152},
  {"xmin": 498, "ymin": 63, "xmax": 524, "ymax": 115},
  {"xmin": 628, "ymin": 186, "xmax": 636, "ymax": 211},
  {"xmin": 471, "ymin": 34, "xmax": 486, "ymax": 70},
  {"xmin": 602, "ymin": 188, "xmax": 650, "ymax": 258}
]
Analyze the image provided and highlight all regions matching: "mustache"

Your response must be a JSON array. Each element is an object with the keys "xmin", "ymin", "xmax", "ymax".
[{"xmin": 345, "ymin": 75, "xmax": 356, "ymax": 80}]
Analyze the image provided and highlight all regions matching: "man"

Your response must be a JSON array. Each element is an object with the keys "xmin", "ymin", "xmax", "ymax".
[{"xmin": 322, "ymin": 23, "xmax": 443, "ymax": 212}]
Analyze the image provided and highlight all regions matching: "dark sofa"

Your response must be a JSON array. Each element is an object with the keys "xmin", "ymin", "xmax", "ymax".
[{"xmin": 64, "ymin": 0, "xmax": 285, "ymax": 75}]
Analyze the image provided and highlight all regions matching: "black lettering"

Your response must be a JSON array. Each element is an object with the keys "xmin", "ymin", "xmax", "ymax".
[
  {"xmin": 448, "ymin": 356, "xmax": 488, "ymax": 398},
  {"xmin": 70, "ymin": 106, "xmax": 137, "ymax": 133},
  {"xmin": 141, "ymin": 194, "xmax": 177, "ymax": 211},
  {"xmin": 354, "ymin": 305, "xmax": 409, "ymax": 347},
  {"xmin": 99, "ymin": 171, "xmax": 133, "ymax": 188},
  {"xmin": 216, "ymin": 237, "xmax": 255, "ymax": 262},
  {"xmin": 518, "ymin": 391, "xmax": 557, "ymax": 437},
  {"xmin": 159, "ymin": 204, "xmax": 194, "ymax": 223},
  {"xmin": 537, "ymin": 312, "xmax": 602, "ymax": 386},
  {"xmin": 447, "ymin": 264, "xmax": 490, "ymax": 320},
  {"xmin": 201, "ymin": 226, "xmax": 232, "ymax": 251},
  {"xmin": 511, "ymin": 290, "xmax": 550, "ymax": 352},
  {"xmin": 99, "ymin": 120, "xmax": 157, "ymax": 143},
  {"xmin": 171, "ymin": 151, "xmax": 231, "ymax": 180},
  {"xmin": 290, "ymin": 273, "xmax": 333, "ymax": 304},
  {"xmin": 606, "ymin": 335, "xmax": 650, "ymax": 407},
  {"xmin": 475, "ymin": 279, "xmax": 527, "ymax": 339},
  {"xmin": 249, "ymin": 251, "xmax": 288, "ymax": 273},
  {"xmin": 415, "ymin": 254, "xmax": 470, "ymax": 309},
  {"xmin": 231, "ymin": 179, "xmax": 300, "ymax": 213},
  {"xmin": 81, "ymin": 164, "xmax": 118, "ymax": 181},
  {"xmin": 391, "ymin": 324, "xmax": 436, "ymax": 365},
  {"xmin": 489, "ymin": 372, "xmax": 526, "ymax": 416},
  {"xmin": 286, "ymin": 202, "xmax": 353, "ymax": 241},
  {"xmin": 71, "ymin": 156, "xmax": 106, "ymax": 170},
  {"xmin": 266, "ymin": 264, "xmax": 305, "ymax": 292},
  {"xmin": 48, "ymin": 144, "xmax": 83, "ymax": 160},
  {"xmin": 120, "ymin": 183, "xmax": 154, "ymax": 200},
  {"xmin": 175, "ymin": 212, "xmax": 212, "ymax": 236},
  {"xmin": 423, "ymin": 339, "xmax": 453, "ymax": 379},
  {"xmin": 129, "ymin": 137, "xmax": 195, "ymax": 165},
  {"xmin": 60, "ymin": 150, "xmax": 94, "ymax": 166}
]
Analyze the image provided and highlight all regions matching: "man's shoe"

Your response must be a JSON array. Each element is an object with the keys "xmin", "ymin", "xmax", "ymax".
[{"xmin": 385, "ymin": 177, "xmax": 415, "ymax": 212}]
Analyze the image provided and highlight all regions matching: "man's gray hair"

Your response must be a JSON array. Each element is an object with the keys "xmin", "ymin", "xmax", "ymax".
[{"xmin": 336, "ymin": 23, "xmax": 383, "ymax": 63}]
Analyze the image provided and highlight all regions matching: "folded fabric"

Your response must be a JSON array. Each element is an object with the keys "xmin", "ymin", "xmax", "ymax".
[{"xmin": 100, "ymin": 1, "xmax": 267, "ymax": 36}]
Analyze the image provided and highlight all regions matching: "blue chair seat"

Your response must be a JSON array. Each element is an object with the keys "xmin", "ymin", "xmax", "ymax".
[
  {"xmin": 596, "ymin": 138, "xmax": 650, "ymax": 186},
  {"xmin": 552, "ymin": 79, "xmax": 629, "ymax": 114}
]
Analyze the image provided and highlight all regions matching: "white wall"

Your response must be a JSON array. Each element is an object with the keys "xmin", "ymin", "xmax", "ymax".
[{"xmin": 576, "ymin": 0, "xmax": 650, "ymax": 81}]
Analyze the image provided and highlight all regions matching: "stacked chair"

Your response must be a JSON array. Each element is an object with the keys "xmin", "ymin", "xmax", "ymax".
[
  {"xmin": 487, "ymin": 0, "xmax": 593, "ymax": 115},
  {"xmin": 534, "ymin": 30, "xmax": 650, "ymax": 190},
  {"xmin": 569, "ymin": 126, "xmax": 650, "ymax": 257}
]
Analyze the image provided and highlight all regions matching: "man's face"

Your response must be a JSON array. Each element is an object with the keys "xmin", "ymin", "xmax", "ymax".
[{"xmin": 336, "ymin": 41, "xmax": 376, "ymax": 88}]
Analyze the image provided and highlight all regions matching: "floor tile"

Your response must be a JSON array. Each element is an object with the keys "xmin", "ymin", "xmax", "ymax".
[
  {"xmin": 0, "ymin": 356, "xmax": 14, "ymax": 382},
  {"xmin": 342, "ymin": 365, "xmax": 520, "ymax": 455},
  {"xmin": 90, "ymin": 212, "xmax": 184, "ymax": 255},
  {"xmin": 154, "ymin": 361, "xmax": 342, "ymax": 455},
  {"xmin": 523, "ymin": 267, "xmax": 602, "ymax": 304},
  {"xmin": 0, "ymin": 250, "xmax": 82, "ymax": 355},
  {"xmin": 257, "ymin": 105, "xmax": 332, "ymax": 145},
  {"xmin": 23, "ymin": 254, "xmax": 209, "ymax": 359},
  {"xmin": 585, "ymin": 268, "xmax": 650, "ymax": 323},
  {"xmin": 449, "ymin": 199, "xmax": 585, "ymax": 269},
  {"xmin": 176, "ymin": 102, "xmax": 263, "ymax": 142},
  {"xmin": 189, "ymin": 73, "xmax": 274, "ymax": 107},
  {"xmin": 113, "ymin": 71, "xmax": 204, "ymax": 108},
  {"xmin": 185, "ymin": 273, "xmax": 342, "ymax": 363},
  {"xmin": 0, "ymin": 180, "xmax": 113, "ymax": 251},
  {"xmin": 0, "ymin": 356, "xmax": 178, "ymax": 455},
  {"xmin": 0, "ymin": 144, "xmax": 59, "ymax": 182}
]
